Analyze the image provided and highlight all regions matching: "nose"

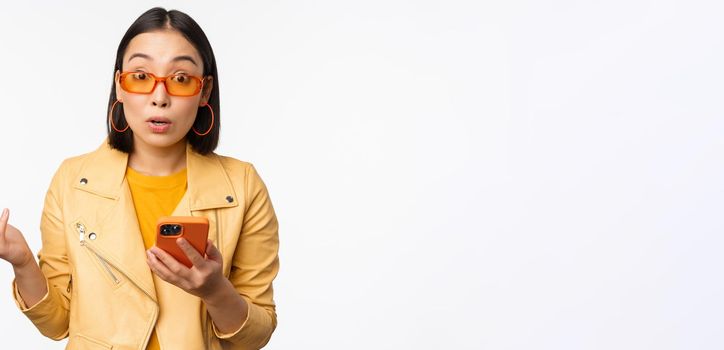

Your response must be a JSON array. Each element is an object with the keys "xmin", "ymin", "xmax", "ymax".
[{"xmin": 151, "ymin": 80, "xmax": 170, "ymax": 107}]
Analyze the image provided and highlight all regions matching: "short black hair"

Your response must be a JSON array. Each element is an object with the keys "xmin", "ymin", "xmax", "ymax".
[{"xmin": 107, "ymin": 7, "xmax": 220, "ymax": 155}]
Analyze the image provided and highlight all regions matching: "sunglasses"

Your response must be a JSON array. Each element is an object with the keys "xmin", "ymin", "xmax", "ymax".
[{"xmin": 119, "ymin": 71, "xmax": 205, "ymax": 97}]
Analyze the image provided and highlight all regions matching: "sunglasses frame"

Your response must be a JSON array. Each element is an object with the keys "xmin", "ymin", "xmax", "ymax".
[{"xmin": 119, "ymin": 71, "xmax": 205, "ymax": 97}]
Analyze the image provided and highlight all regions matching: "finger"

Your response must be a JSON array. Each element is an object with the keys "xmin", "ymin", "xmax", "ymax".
[
  {"xmin": 146, "ymin": 250, "xmax": 176, "ymax": 282},
  {"xmin": 150, "ymin": 246, "xmax": 189, "ymax": 276},
  {"xmin": 0, "ymin": 208, "xmax": 8, "ymax": 239},
  {"xmin": 0, "ymin": 208, "xmax": 9, "ymax": 231},
  {"xmin": 176, "ymin": 238, "xmax": 205, "ymax": 268},
  {"xmin": 204, "ymin": 240, "xmax": 223, "ymax": 263}
]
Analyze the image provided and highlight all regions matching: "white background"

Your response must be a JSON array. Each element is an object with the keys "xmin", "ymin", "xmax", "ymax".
[{"xmin": 1, "ymin": 1, "xmax": 722, "ymax": 349}]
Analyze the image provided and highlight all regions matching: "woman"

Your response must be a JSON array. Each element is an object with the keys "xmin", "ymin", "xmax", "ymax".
[{"xmin": 0, "ymin": 7, "xmax": 279, "ymax": 350}]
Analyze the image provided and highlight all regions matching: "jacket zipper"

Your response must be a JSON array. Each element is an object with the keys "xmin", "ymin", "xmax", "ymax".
[
  {"xmin": 94, "ymin": 251, "xmax": 120, "ymax": 284},
  {"xmin": 77, "ymin": 223, "xmax": 119, "ymax": 284},
  {"xmin": 76, "ymin": 222, "xmax": 159, "ymax": 349}
]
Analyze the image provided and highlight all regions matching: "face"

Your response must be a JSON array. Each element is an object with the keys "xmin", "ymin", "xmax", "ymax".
[{"xmin": 115, "ymin": 29, "xmax": 213, "ymax": 151}]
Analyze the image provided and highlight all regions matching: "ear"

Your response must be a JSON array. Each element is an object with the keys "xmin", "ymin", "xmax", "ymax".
[
  {"xmin": 199, "ymin": 76, "xmax": 214, "ymax": 106},
  {"xmin": 114, "ymin": 70, "xmax": 123, "ymax": 102}
]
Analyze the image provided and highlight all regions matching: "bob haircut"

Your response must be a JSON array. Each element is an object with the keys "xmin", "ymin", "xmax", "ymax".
[{"xmin": 107, "ymin": 7, "xmax": 220, "ymax": 155}]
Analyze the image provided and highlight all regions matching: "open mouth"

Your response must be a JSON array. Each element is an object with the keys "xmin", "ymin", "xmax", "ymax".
[
  {"xmin": 147, "ymin": 116, "xmax": 172, "ymax": 125},
  {"xmin": 146, "ymin": 117, "xmax": 172, "ymax": 133}
]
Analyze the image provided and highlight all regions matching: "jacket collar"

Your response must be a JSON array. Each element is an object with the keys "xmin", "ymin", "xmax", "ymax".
[{"xmin": 73, "ymin": 139, "xmax": 238, "ymax": 211}]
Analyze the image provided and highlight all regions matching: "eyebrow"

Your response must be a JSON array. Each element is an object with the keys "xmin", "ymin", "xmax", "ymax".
[{"xmin": 127, "ymin": 53, "xmax": 198, "ymax": 66}]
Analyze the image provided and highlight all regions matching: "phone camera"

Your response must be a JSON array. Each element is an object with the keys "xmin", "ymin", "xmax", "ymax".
[{"xmin": 160, "ymin": 224, "xmax": 183, "ymax": 236}]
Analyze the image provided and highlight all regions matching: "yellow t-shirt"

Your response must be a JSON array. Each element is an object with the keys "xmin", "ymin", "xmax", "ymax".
[{"xmin": 126, "ymin": 166, "xmax": 187, "ymax": 350}]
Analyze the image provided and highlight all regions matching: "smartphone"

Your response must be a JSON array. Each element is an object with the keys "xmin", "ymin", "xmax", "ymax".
[{"xmin": 156, "ymin": 216, "xmax": 209, "ymax": 268}]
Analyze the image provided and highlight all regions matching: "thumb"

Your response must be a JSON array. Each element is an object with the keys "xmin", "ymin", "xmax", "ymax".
[
  {"xmin": 205, "ymin": 240, "xmax": 223, "ymax": 263},
  {"xmin": 0, "ymin": 208, "xmax": 9, "ymax": 233},
  {"xmin": 0, "ymin": 208, "xmax": 10, "ymax": 242}
]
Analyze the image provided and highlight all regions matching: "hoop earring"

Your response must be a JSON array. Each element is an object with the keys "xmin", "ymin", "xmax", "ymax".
[
  {"xmin": 108, "ymin": 100, "xmax": 129, "ymax": 132},
  {"xmin": 193, "ymin": 103, "xmax": 215, "ymax": 136}
]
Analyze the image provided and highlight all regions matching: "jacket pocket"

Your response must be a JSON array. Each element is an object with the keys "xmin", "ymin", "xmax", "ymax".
[{"xmin": 66, "ymin": 333, "xmax": 113, "ymax": 349}]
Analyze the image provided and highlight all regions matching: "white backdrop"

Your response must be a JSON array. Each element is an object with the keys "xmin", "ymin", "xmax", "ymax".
[{"xmin": 1, "ymin": 1, "xmax": 723, "ymax": 349}]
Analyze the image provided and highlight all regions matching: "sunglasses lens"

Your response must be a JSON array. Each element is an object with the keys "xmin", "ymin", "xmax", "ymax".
[
  {"xmin": 121, "ymin": 72, "xmax": 155, "ymax": 93},
  {"xmin": 166, "ymin": 75, "xmax": 201, "ymax": 96}
]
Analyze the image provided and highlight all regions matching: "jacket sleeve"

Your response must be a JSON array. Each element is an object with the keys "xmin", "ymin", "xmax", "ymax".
[
  {"xmin": 11, "ymin": 161, "xmax": 71, "ymax": 340},
  {"xmin": 212, "ymin": 164, "xmax": 280, "ymax": 349}
]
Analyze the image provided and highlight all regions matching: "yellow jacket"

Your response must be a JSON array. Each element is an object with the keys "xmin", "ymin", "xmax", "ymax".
[{"xmin": 11, "ymin": 140, "xmax": 279, "ymax": 350}]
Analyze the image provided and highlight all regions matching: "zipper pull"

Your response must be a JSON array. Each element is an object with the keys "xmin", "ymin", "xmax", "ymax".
[
  {"xmin": 67, "ymin": 275, "xmax": 72, "ymax": 293},
  {"xmin": 76, "ymin": 223, "xmax": 86, "ymax": 245}
]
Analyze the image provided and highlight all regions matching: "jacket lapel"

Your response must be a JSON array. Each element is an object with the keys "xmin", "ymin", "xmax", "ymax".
[{"xmin": 184, "ymin": 142, "xmax": 237, "ymax": 212}]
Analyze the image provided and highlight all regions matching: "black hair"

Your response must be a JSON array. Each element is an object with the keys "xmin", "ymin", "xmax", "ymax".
[{"xmin": 107, "ymin": 7, "xmax": 220, "ymax": 155}]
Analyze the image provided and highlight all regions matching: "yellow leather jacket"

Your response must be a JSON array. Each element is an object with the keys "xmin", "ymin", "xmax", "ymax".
[{"xmin": 10, "ymin": 140, "xmax": 279, "ymax": 350}]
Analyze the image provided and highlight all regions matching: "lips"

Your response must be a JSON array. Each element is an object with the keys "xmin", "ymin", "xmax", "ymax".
[
  {"xmin": 146, "ymin": 116, "xmax": 172, "ymax": 125},
  {"xmin": 146, "ymin": 116, "xmax": 172, "ymax": 133}
]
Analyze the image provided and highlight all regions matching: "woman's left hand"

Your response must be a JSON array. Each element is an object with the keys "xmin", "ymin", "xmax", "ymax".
[{"xmin": 146, "ymin": 239, "xmax": 226, "ymax": 300}]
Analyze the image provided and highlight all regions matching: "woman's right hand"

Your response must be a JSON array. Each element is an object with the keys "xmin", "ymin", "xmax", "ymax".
[{"xmin": 0, "ymin": 208, "xmax": 35, "ymax": 269}]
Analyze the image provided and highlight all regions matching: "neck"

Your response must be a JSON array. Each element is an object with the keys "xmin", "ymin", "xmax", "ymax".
[{"xmin": 128, "ymin": 138, "xmax": 187, "ymax": 176}]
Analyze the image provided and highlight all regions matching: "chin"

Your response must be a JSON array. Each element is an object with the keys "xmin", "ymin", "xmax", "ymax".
[{"xmin": 134, "ymin": 133, "xmax": 187, "ymax": 149}]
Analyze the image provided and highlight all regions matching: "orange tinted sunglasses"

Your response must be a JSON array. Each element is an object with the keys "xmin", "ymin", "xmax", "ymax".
[{"xmin": 119, "ymin": 71, "xmax": 204, "ymax": 97}]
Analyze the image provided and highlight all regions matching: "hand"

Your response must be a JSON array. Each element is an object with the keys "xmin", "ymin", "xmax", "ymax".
[
  {"xmin": 0, "ymin": 208, "xmax": 35, "ymax": 269},
  {"xmin": 146, "ymin": 238, "xmax": 227, "ymax": 299}
]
